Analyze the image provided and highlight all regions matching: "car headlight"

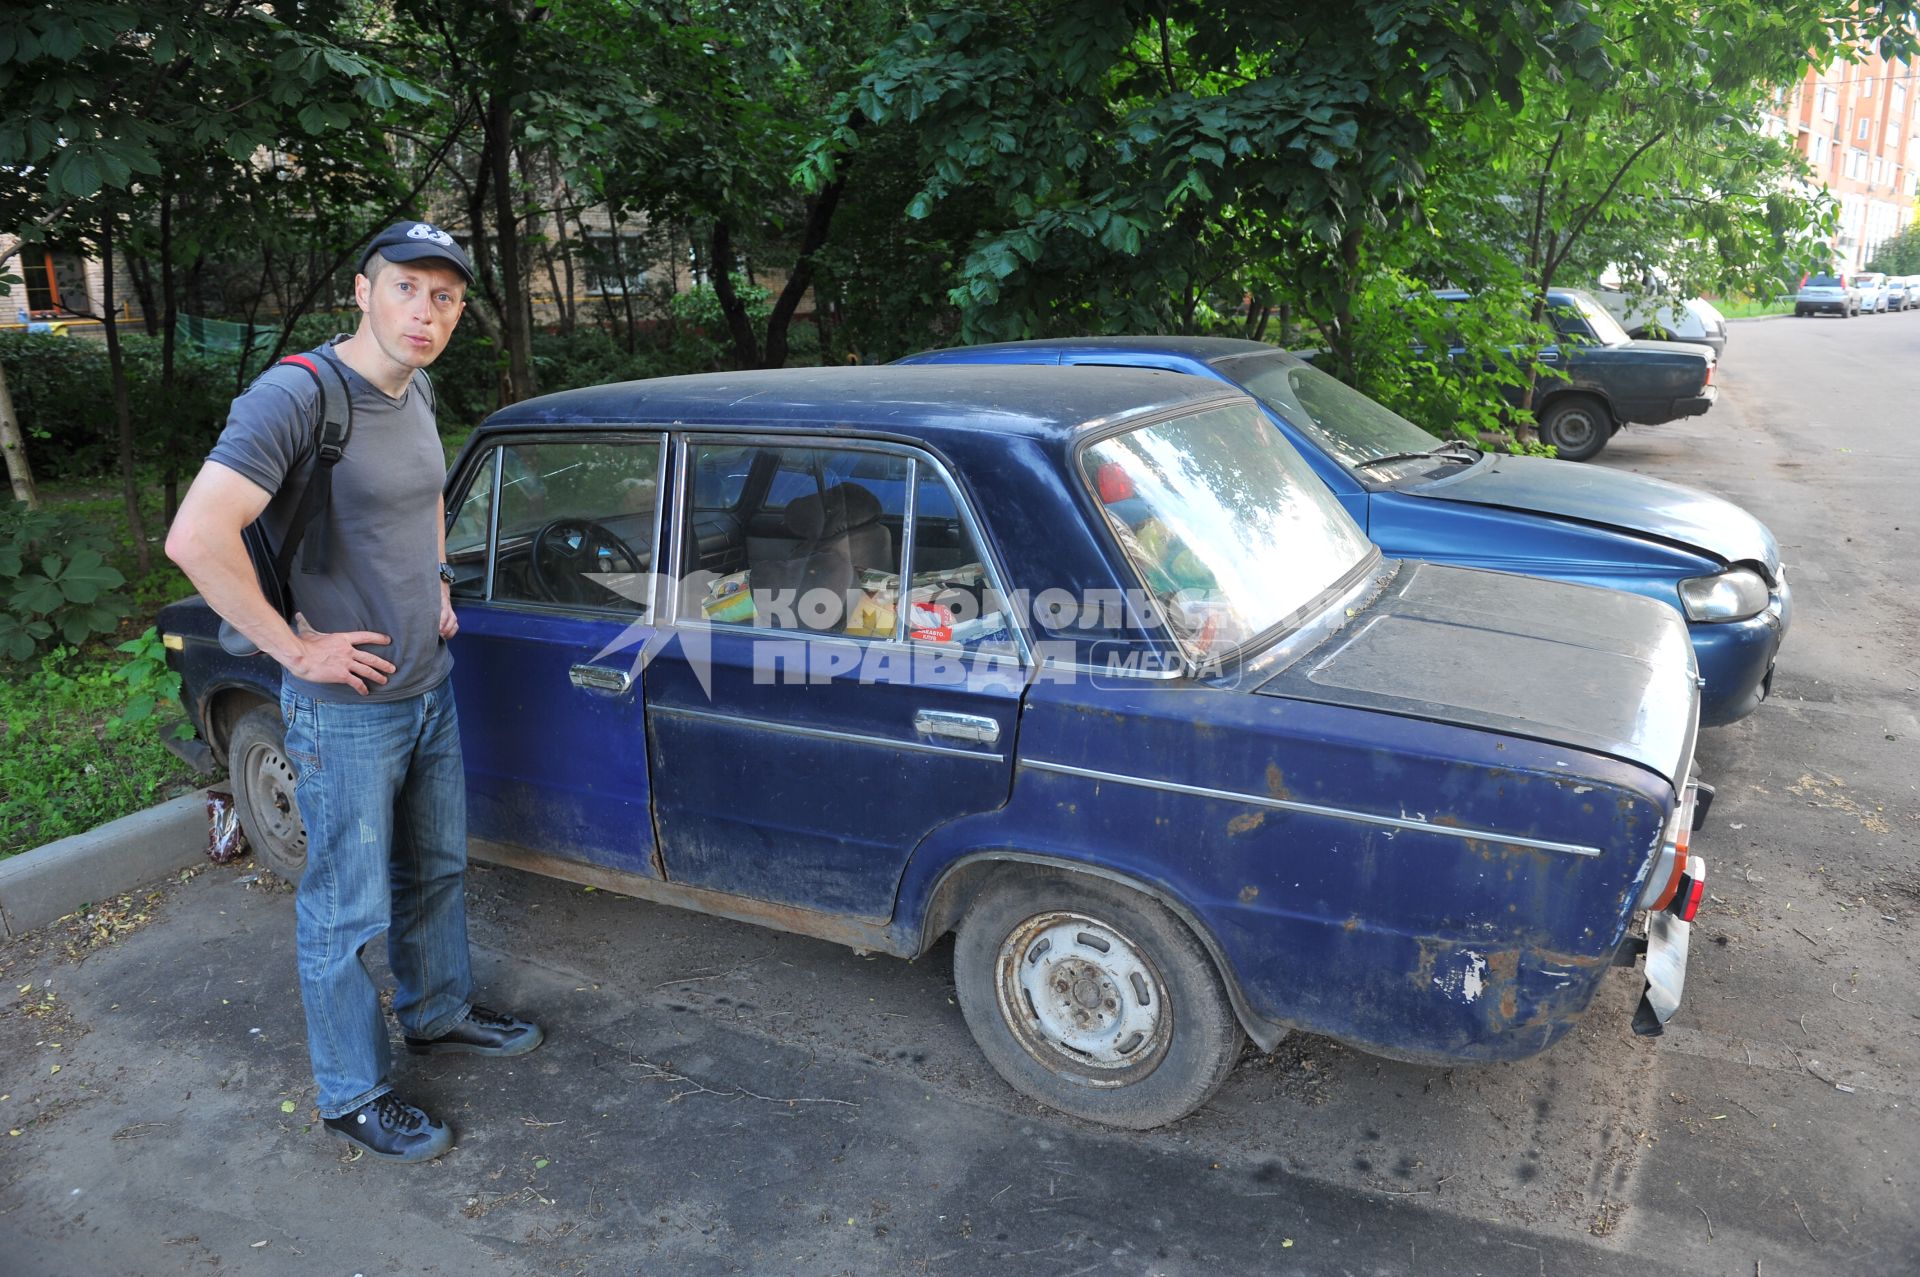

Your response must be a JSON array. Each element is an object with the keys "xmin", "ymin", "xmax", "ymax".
[{"xmin": 1678, "ymin": 567, "xmax": 1769, "ymax": 622}]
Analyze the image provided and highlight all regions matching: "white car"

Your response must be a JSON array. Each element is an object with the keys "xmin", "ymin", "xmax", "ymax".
[
  {"xmin": 1854, "ymin": 272, "xmax": 1889, "ymax": 313},
  {"xmin": 1591, "ymin": 285, "xmax": 1729, "ymax": 357}
]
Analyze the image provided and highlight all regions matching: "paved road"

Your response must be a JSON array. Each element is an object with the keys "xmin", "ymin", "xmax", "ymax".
[{"xmin": 2, "ymin": 313, "xmax": 1916, "ymax": 1276}]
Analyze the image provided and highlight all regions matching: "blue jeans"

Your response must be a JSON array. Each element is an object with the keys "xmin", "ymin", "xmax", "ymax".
[{"xmin": 282, "ymin": 677, "xmax": 473, "ymax": 1118}]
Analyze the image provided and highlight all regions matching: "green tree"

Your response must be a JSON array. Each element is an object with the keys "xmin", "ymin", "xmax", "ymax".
[{"xmin": 0, "ymin": 1, "xmax": 428, "ymax": 569}]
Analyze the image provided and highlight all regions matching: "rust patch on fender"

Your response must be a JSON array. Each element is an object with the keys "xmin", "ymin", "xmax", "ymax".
[
  {"xmin": 1265, "ymin": 764, "xmax": 1291, "ymax": 801},
  {"xmin": 1237, "ymin": 884, "xmax": 1260, "ymax": 904},
  {"xmin": 1228, "ymin": 810, "xmax": 1267, "ymax": 836}
]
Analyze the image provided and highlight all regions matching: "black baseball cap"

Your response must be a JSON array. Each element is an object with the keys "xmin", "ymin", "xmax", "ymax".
[{"xmin": 359, "ymin": 220, "xmax": 475, "ymax": 284}]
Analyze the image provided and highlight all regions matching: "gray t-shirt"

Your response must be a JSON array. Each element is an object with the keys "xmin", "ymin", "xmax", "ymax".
[{"xmin": 206, "ymin": 342, "xmax": 453, "ymax": 703}]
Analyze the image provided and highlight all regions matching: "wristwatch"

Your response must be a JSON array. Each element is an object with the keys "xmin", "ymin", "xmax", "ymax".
[{"xmin": 437, "ymin": 562, "xmax": 456, "ymax": 585}]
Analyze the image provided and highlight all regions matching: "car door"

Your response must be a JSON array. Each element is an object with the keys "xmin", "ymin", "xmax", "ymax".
[
  {"xmin": 443, "ymin": 432, "xmax": 666, "ymax": 877},
  {"xmin": 643, "ymin": 434, "xmax": 1026, "ymax": 920}
]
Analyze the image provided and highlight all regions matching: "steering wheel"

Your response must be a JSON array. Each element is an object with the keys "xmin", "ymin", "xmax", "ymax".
[{"xmin": 529, "ymin": 518, "xmax": 646, "ymax": 606}]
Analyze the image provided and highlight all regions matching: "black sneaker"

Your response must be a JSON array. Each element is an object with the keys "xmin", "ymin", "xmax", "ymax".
[
  {"xmin": 404, "ymin": 1004, "xmax": 544, "ymax": 1058},
  {"xmin": 323, "ymin": 1093, "xmax": 453, "ymax": 1163}
]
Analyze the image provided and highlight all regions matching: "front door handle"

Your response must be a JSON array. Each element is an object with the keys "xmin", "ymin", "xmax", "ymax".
[
  {"xmin": 914, "ymin": 710, "xmax": 1000, "ymax": 745},
  {"xmin": 569, "ymin": 664, "xmax": 634, "ymax": 696}
]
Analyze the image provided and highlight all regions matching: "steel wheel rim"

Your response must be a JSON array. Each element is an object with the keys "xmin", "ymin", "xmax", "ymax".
[
  {"xmin": 995, "ymin": 910, "xmax": 1172, "ymax": 1085},
  {"xmin": 1550, "ymin": 410, "xmax": 1598, "ymax": 452},
  {"xmin": 242, "ymin": 738, "xmax": 306, "ymax": 864}
]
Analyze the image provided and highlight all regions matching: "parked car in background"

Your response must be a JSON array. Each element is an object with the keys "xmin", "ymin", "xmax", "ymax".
[
  {"xmin": 1591, "ymin": 284, "xmax": 1729, "ymax": 358},
  {"xmin": 1854, "ymin": 272, "xmax": 1889, "ymax": 313},
  {"xmin": 1886, "ymin": 277, "xmax": 1913, "ymax": 312},
  {"xmin": 157, "ymin": 366, "xmax": 1714, "ymax": 1129},
  {"xmin": 1425, "ymin": 287, "xmax": 1716, "ymax": 462},
  {"xmin": 901, "ymin": 337, "xmax": 1788, "ymax": 727},
  {"xmin": 1794, "ymin": 272, "xmax": 1862, "ymax": 317}
]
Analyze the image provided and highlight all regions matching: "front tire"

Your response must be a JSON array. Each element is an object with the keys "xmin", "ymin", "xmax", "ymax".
[
  {"xmin": 228, "ymin": 704, "xmax": 309, "ymax": 881},
  {"xmin": 1537, "ymin": 394, "xmax": 1613, "ymax": 462},
  {"xmin": 953, "ymin": 871, "xmax": 1246, "ymax": 1129}
]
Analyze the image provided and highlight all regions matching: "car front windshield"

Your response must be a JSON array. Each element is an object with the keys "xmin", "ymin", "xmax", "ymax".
[
  {"xmin": 1080, "ymin": 401, "xmax": 1374, "ymax": 659},
  {"xmin": 1569, "ymin": 294, "xmax": 1633, "ymax": 345},
  {"xmin": 1215, "ymin": 352, "xmax": 1442, "ymax": 470}
]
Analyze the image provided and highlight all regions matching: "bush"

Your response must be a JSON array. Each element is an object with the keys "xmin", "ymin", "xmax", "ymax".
[
  {"xmin": 0, "ymin": 505, "xmax": 130, "ymax": 662},
  {"xmin": 0, "ymin": 644, "xmax": 206, "ymax": 859},
  {"xmin": 0, "ymin": 330, "xmax": 243, "ymax": 482}
]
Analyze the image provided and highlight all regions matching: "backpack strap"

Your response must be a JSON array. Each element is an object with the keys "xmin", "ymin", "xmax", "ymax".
[{"xmin": 270, "ymin": 352, "xmax": 354, "ymax": 580}]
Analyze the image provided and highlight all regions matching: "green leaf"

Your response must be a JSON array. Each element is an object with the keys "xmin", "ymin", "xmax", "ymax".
[
  {"xmin": 11, "ymin": 575, "xmax": 63, "ymax": 616},
  {"xmin": 280, "ymin": 1100, "xmax": 296, "ymax": 1114},
  {"xmin": 53, "ymin": 550, "xmax": 123, "ymax": 605}
]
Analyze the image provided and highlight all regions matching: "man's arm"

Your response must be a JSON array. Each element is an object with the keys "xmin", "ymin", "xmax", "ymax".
[
  {"xmin": 166, "ymin": 460, "xmax": 397, "ymax": 695},
  {"xmin": 436, "ymin": 493, "xmax": 457, "ymax": 639}
]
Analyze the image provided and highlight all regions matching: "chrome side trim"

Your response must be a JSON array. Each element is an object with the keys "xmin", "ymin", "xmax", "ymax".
[
  {"xmin": 652, "ymin": 702, "xmax": 1006, "ymax": 763},
  {"xmin": 1021, "ymin": 760, "xmax": 1604, "ymax": 857},
  {"xmin": 1041, "ymin": 659, "xmax": 1186, "ymax": 681}
]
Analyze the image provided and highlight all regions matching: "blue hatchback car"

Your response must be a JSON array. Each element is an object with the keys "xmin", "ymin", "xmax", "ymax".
[
  {"xmin": 899, "ymin": 338, "xmax": 1789, "ymax": 726},
  {"xmin": 160, "ymin": 367, "xmax": 1712, "ymax": 1129}
]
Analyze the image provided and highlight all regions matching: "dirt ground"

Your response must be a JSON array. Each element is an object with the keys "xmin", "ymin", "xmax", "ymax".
[{"xmin": 1, "ymin": 313, "xmax": 1915, "ymax": 1276}]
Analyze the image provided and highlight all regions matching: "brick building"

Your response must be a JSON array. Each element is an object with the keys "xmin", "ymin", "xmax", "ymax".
[{"xmin": 1763, "ymin": 51, "xmax": 1920, "ymax": 272}]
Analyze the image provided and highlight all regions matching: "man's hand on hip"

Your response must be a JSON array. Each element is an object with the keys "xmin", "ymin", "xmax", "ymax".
[
  {"xmin": 439, "ymin": 582, "xmax": 458, "ymax": 639},
  {"xmin": 290, "ymin": 613, "xmax": 396, "ymax": 695}
]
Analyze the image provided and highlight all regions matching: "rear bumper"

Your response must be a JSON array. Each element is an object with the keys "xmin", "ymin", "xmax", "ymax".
[
  {"xmin": 1632, "ymin": 912, "xmax": 1691, "ymax": 1035},
  {"xmin": 1672, "ymin": 389, "xmax": 1716, "ymax": 418},
  {"xmin": 1795, "ymin": 298, "xmax": 1850, "ymax": 313}
]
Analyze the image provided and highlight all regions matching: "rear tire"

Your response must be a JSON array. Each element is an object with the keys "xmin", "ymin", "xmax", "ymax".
[
  {"xmin": 953, "ymin": 871, "xmax": 1245, "ymax": 1129},
  {"xmin": 228, "ymin": 704, "xmax": 309, "ymax": 881},
  {"xmin": 1537, "ymin": 394, "xmax": 1613, "ymax": 462}
]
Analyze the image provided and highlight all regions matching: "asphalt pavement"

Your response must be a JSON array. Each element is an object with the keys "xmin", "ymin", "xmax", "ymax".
[{"xmin": 1, "ymin": 311, "xmax": 1915, "ymax": 1277}]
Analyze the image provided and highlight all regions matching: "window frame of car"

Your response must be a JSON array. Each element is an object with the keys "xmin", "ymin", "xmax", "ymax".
[
  {"xmin": 442, "ymin": 428, "xmax": 671, "ymax": 621},
  {"xmin": 660, "ymin": 429, "xmax": 1033, "ymax": 670},
  {"xmin": 1069, "ymin": 399, "xmax": 1384, "ymax": 672}
]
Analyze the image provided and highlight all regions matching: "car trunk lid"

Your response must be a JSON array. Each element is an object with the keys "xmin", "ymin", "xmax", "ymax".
[{"xmin": 1256, "ymin": 561, "xmax": 1699, "ymax": 785}]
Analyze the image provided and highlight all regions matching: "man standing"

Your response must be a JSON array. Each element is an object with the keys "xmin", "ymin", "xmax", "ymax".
[{"xmin": 167, "ymin": 221, "xmax": 541, "ymax": 1163}]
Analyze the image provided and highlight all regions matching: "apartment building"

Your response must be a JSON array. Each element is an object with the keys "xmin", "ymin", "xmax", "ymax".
[{"xmin": 1764, "ymin": 50, "xmax": 1920, "ymax": 271}]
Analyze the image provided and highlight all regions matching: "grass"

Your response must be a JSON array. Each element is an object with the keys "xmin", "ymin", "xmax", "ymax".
[
  {"xmin": 1714, "ymin": 297, "xmax": 1796, "ymax": 320},
  {"xmin": 0, "ymin": 645, "xmax": 208, "ymax": 858},
  {"xmin": 2, "ymin": 479, "xmax": 213, "ymax": 860}
]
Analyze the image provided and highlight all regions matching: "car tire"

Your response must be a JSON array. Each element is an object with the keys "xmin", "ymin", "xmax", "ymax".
[
  {"xmin": 952, "ymin": 870, "xmax": 1246, "ymax": 1130},
  {"xmin": 1795, "ymin": 307, "xmax": 1808, "ymax": 317},
  {"xmin": 228, "ymin": 703, "xmax": 309, "ymax": 881},
  {"xmin": 1537, "ymin": 394, "xmax": 1612, "ymax": 462}
]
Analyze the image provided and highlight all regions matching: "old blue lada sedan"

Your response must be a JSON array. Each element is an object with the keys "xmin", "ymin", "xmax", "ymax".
[
  {"xmin": 899, "ymin": 338, "xmax": 1788, "ymax": 727},
  {"xmin": 159, "ymin": 367, "xmax": 1711, "ymax": 1129}
]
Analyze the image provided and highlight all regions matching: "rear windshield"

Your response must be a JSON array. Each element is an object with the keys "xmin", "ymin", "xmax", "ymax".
[
  {"xmin": 1805, "ymin": 274, "xmax": 1844, "ymax": 287},
  {"xmin": 1856, "ymin": 274, "xmax": 1885, "ymax": 285}
]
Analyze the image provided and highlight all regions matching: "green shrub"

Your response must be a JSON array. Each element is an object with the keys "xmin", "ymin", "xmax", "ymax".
[
  {"xmin": 0, "ymin": 644, "xmax": 207, "ymax": 859},
  {"xmin": 0, "ymin": 505, "xmax": 130, "ymax": 662},
  {"xmin": 0, "ymin": 330, "xmax": 242, "ymax": 482}
]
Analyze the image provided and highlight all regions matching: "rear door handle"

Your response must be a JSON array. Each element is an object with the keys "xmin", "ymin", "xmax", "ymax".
[
  {"xmin": 914, "ymin": 710, "xmax": 1000, "ymax": 745},
  {"xmin": 569, "ymin": 664, "xmax": 634, "ymax": 696}
]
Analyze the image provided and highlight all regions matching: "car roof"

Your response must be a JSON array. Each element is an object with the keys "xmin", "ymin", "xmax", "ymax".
[
  {"xmin": 908, "ymin": 335, "xmax": 1289, "ymax": 363},
  {"xmin": 477, "ymin": 365, "xmax": 1238, "ymax": 447},
  {"xmin": 1430, "ymin": 286, "xmax": 1593, "ymax": 305}
]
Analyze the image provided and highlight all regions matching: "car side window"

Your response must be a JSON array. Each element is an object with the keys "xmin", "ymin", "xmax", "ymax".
[
  {"xmin": 445, "ymin": 451, "xmax": 494, "ymax": 601},
  {"xmin": 896, "ymin": 468, "xmax": 1017, "ymax": 656},
  {"xmin": 484, "ymin": 438, "xmax": 662, "ymax": 614},
  {"xmin": 680, "ymin": 442, "xmax": 909, "ymax": 633}
]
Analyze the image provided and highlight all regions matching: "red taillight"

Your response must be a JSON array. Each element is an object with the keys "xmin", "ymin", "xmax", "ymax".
[
  {"xmin": 1649, "ymin": 787, "xmax": 1698, "ymax": 910},
  {"xmin": 1669, "ymin": 854, "xmax": 1707, "ymax": 923},
  {"xmin": 1703, "ymin": 363, "xmax": 1714, "ymax": 388}
]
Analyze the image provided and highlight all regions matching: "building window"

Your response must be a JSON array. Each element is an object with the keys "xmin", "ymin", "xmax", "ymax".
[
  {"xmin": 583, "ymin": 233, "xmax": 648, "ymax": 296},
  {"xmin": 14, "ymin": 246, "xmax": 86, "ymax": 317},
  {"xmin": 1858, "ymin": 117, "xmax": 1871, "ymax": 140},
  {"xmin": 1846, "ymin": 148, "xmax": 1867, "ymax": 179},
  {"xmin": 1894, "ymin": 84, "xmax": 1907, "ymax": 116}
]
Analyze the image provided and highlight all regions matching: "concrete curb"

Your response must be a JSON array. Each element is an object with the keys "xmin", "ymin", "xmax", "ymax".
[{"xmin": 0, "ymin": 790, "xmax": 211, "ymax": 938}]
